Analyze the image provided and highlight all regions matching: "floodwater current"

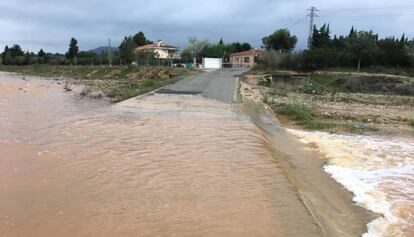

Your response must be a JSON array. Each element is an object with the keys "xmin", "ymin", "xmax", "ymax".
[
  {"xmin": 290, "ymin": 130, "xmax": 414, "ymax": 237},
  {"xmin": 0, "ymin": 73, "xmax": 322, "ymax": 237}
]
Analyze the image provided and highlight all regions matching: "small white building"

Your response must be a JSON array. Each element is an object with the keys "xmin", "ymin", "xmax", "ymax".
[
  {"xmin": 230, "ymin": 49, "xmax": 263, "ymax": 68},
  {"xmin": 202, "ymin": 58, "xmax": 222, "ymax": 69},
  {"xmin": 136, "ymin": 41, "xmax": 180, "ymax": 59}
]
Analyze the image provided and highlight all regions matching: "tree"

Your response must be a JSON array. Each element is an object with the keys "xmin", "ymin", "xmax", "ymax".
[
  {"xmin": 346, "ymin": 31, "xmax": 379, "ymax": 71},
  {"xmin": 119, "ymin": 36, "xmax": 136, "ymax": 66},
  {"xmin": 241, "ymin": 42, "xmax": 252, "ymax": 51},
  {"xmin": 66, "ymin": 37, "xmax": 79, "ymax": 64},
  {"xmin": 229, "ymin": 42, "xmax": 252, "ymax": 53},
  {"xmin": 262, "ymin": 29, "xmax": 297, "ymax": 52},
  {"xmin": 377, "ymin": 36, "xmax": 410, "ymax": 67},
  {"xmin": 24, "ymin": 51, "xmax": 31, "ymax": 65},
  {"xmin": 136, "ymin": 50, "xmax": 158, "ymax": 66},
  {"xmin": 257, "ymin": 50, "xmax": 280, "ymax": 68},
  {"xmin": 38, "ymin": 49, "xmax": 46, "ymax": 57},
  {"xmin": 2, "ymin": 46, "xmax": 12, "ymax": 65},
  {"xmin": 349, "ymin": 26, "xmax": 356, "ymax": 38},
  {"xmin": 10, "ymin": 44, "xmax": 24, "ymax": 57},
  {"xmin": 200, "ymin": 43, "xmax": 226, "ymax": 59},
  {"xmin": 181, "ymin": 49, "xmax": 193, "ymax": 63},
  {"xmin": 133, "ymin": 31, "xmax": 152, "ymax": 46},
  {"xmin": 311, "ymin": 24, "xmax": 331, "ymax": 49},
  {"xmin": 232, "ymin": 42, "xmax": 243, "ymax": 52},
  {"xmin": 184, "ymin": 37, "xmax": 208, "ymax": 64},
  {"xmin": 2, "ymin": 45, "xmax": 24, "ymax": 65}
]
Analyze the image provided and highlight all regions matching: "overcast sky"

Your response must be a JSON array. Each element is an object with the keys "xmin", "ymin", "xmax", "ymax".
[{"xmin": 1, "ymin": 0, "xmax": 414, "ymax": 53}]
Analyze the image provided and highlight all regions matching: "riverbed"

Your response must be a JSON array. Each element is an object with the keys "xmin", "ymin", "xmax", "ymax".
[
  {"xmin": 2, "ymin": 71, "xmax": 409, "ymax": 237},
  {"xmin": 0, "ymin": 73, "xmax": 323, "ymax": 236}
]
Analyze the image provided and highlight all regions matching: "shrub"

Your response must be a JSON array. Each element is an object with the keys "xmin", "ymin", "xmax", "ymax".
[
  {"xmin": 270, "ymin": 82, "xmax": 292, "ymax": 96},
  {"xmin": 277, "ymin": 102, "xmax": 313, "ymax": 121},
  {"xmin": 256, "ymin": 50, "xmax": 281, "ymax": 69},
  {"xmin": 301, "ymin": 48, "xmax": 339, "ymax": 70},
  {"xmin": 279, "ymin": 52, "xmax": 303, "ymax": 69},
  {"xmin": 142, "ymin": 79, "xmax": 155, "ymax": 88},
  {"xmin": 297, "ymin": 75, "xmax": 335, "ymax": 94}
]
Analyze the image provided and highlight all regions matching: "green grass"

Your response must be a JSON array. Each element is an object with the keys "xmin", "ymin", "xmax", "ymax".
[
  {"xmin": 106, "ymin": 78, "xmax": 179, "ymax": 102},
  {"xmin": 325, "ymin": 67, "xmax": 414, "ymax": 77},
  {"xmin": 0, "ymin": 65, "xmax": 194, "ymax": 80},
  {"xmin": 239, "ymin": 75, "xmax": 248, "ymax": 82},
  {"xmin": 296, "ymin": 74, "xmax": 339, "ymax": 95},
  {"xmin": 409, "ymin": 119, "xmax": 414, "ymax": 127},
  {"xmin": 82, "ymin": 77, "xmax": 185, "ymax": 103},
  {"xmin": 274, "ymin": 102, "xmax": 377, "ymax": 133},
  {"xmin": 277, "ymin": 102, "xmax": 313, "ymax": 122}
]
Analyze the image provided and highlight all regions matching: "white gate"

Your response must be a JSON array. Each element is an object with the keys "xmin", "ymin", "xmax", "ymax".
[{"xmin": 202, "ymin": 58, "xmax": 222, "ymax": 69}]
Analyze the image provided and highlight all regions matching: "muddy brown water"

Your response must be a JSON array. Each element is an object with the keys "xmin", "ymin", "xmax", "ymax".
[{"xmin": 0, "ymin": 73, "xmax": 325, "ymax": 236}]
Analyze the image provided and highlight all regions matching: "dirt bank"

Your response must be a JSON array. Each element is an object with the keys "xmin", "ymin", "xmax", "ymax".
[
  {"xmin": 240, "ymin": 71, "xmax": 414, "ymax": 237},
  {"xmin": 0, "ymin": 65, "xmax": 196, "ymax": 102},
  {"xmin": 241, "ymin": 71, "xmax": 414, "ymax": 138}
]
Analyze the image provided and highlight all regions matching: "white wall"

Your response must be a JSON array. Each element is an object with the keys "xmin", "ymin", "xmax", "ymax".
[{"xmin": 202, "ymin": 58, "xmax": 222, "ymax": 69}]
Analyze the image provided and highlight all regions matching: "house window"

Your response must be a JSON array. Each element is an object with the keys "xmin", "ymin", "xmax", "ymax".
[{"xmin": 244, "ymin": 57, "xmax": 250, "ymax": 63}]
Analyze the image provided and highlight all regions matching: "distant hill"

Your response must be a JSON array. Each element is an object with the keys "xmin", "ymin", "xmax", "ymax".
[{"xmin": 88, "ymin": 46, "xmax": 118, "ymax": 55}]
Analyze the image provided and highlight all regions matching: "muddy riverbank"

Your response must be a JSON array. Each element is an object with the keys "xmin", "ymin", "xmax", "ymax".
[
  {"xmin": 0, "ymin": 65, "xmax": 196, "ymax": 102},
  {"xmin": 240, "ymin": 71, "xmax": 414, "ymax": 236},
  {"xmin": 241, "ymin": 72, "xmax": 414, "ymax": 137}
]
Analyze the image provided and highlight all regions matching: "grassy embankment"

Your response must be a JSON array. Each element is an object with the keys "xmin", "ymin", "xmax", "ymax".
[
  {"xmin": 275, "ymin": 102, "xmax": 378, "ymax": 132},
  {"xmin": 0, "ymin": 65, "xmax": 196, "ymax": 102},
  {"xmin": 244, "ymin": 70, "xmax": 414, "ymax": 134}
]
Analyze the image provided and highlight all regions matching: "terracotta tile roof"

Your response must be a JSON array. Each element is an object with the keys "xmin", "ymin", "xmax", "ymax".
[
  {"xmin": 137, "ymin": 42, "xmax": 179, "ymax": 50},
  {"xmin": 230, "ymin": 49, "xmax": 264, "ymax": 57}
]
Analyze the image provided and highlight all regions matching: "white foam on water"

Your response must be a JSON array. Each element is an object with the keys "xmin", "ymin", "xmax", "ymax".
[{"xmin": 288, "ymin": 129, "xmax": 414, "ymax": 237}]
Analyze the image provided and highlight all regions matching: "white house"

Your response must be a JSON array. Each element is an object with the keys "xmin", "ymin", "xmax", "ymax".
[{"xmin": 136, "ymin": 41, "xmax": 180, "ymax": 59}]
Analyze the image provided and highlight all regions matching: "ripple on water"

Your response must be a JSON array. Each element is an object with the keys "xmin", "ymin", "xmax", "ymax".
[{"xmin": 0, "ymin": 77, "xmax": 321, "ymax": 237}]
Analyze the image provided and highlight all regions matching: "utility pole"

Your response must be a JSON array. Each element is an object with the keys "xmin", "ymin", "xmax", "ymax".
[
  {"xmin": 307, "ymin": 6, "xmax": 319, "ymax": 49},
  {"xmin": 107, "ymin": 38, "xmax": 112, "ymax": 68}
]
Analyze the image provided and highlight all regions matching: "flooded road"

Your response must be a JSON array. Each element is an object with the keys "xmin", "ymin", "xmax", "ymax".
[
  {"xmin": 290, "ymin": 129, "xmax": 414, "ymax": 237},
  {"xmin": 0, "ymin": 72, "xmax": 322, "ymax": 236}
]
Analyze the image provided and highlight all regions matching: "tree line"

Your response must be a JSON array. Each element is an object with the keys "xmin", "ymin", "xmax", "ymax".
[
  {"xmin": 180, "ymin": 38, "xmax": 252, "ymax": 64},
  {"xmin": 259, "ymin": 24, "xmax": 414, "ymax": 72},
  {"xmin": 1, "ymin": 31, "xmax": 252, "ymax": 67},
  {"xmin": 3, "ymin": 25, "xmax": 414, "ymax": 71}
]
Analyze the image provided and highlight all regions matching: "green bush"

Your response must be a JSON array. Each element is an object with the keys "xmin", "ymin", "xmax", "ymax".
[
  {"xmin": 142, "ymin": 79, "xmax": 155, "ymax": 88},
  {"xmin": 297, "ymin": 75, "xmax": 336, "ymax": 94},
  {"xmin": 277, "ymin": 102, "xmax": 313, "ymax": 121},
  {"xmin": 270, "ymin": 82, "xmax": 292, "ymax": 96},
  {"xmin": 301, "ymin": 48, "xmax": 339, "ymax": 70},
  {"xmin": 256, "ymin": 50, "xmax": 281, "ymax": 69}
]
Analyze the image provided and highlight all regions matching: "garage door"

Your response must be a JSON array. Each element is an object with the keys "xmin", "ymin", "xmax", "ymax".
[{"xmin": 202, "ymin": 58, "xmax": 222, "ymax": 69}]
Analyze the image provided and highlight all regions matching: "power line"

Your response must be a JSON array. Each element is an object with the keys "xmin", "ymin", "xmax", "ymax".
[
  {"xmin": 287, "ymin": 16, "xmax": 308, "ymax": 29},
  {"xmin": 322, "ymin": 12, "xmax": 414, "ymax": 17},
  {"xmin": 107, "ymin": 38, "xmax": 112, "ymax": 68},
  {"xmin": 324, "ymin": 6, "xmax": 414, "ymax": 12},
  {"xmin": 245, "ymin": 15, "xmax": 310, "ymax": 45},
  {"xmin": 246, "ymin": 5, "xmax": 413, "ymax": 48}
]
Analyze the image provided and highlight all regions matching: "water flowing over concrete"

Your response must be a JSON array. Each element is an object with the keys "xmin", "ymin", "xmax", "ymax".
[{"xmin": 0, "ymin": 71, "xmax": 323, "ymax": 236}]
